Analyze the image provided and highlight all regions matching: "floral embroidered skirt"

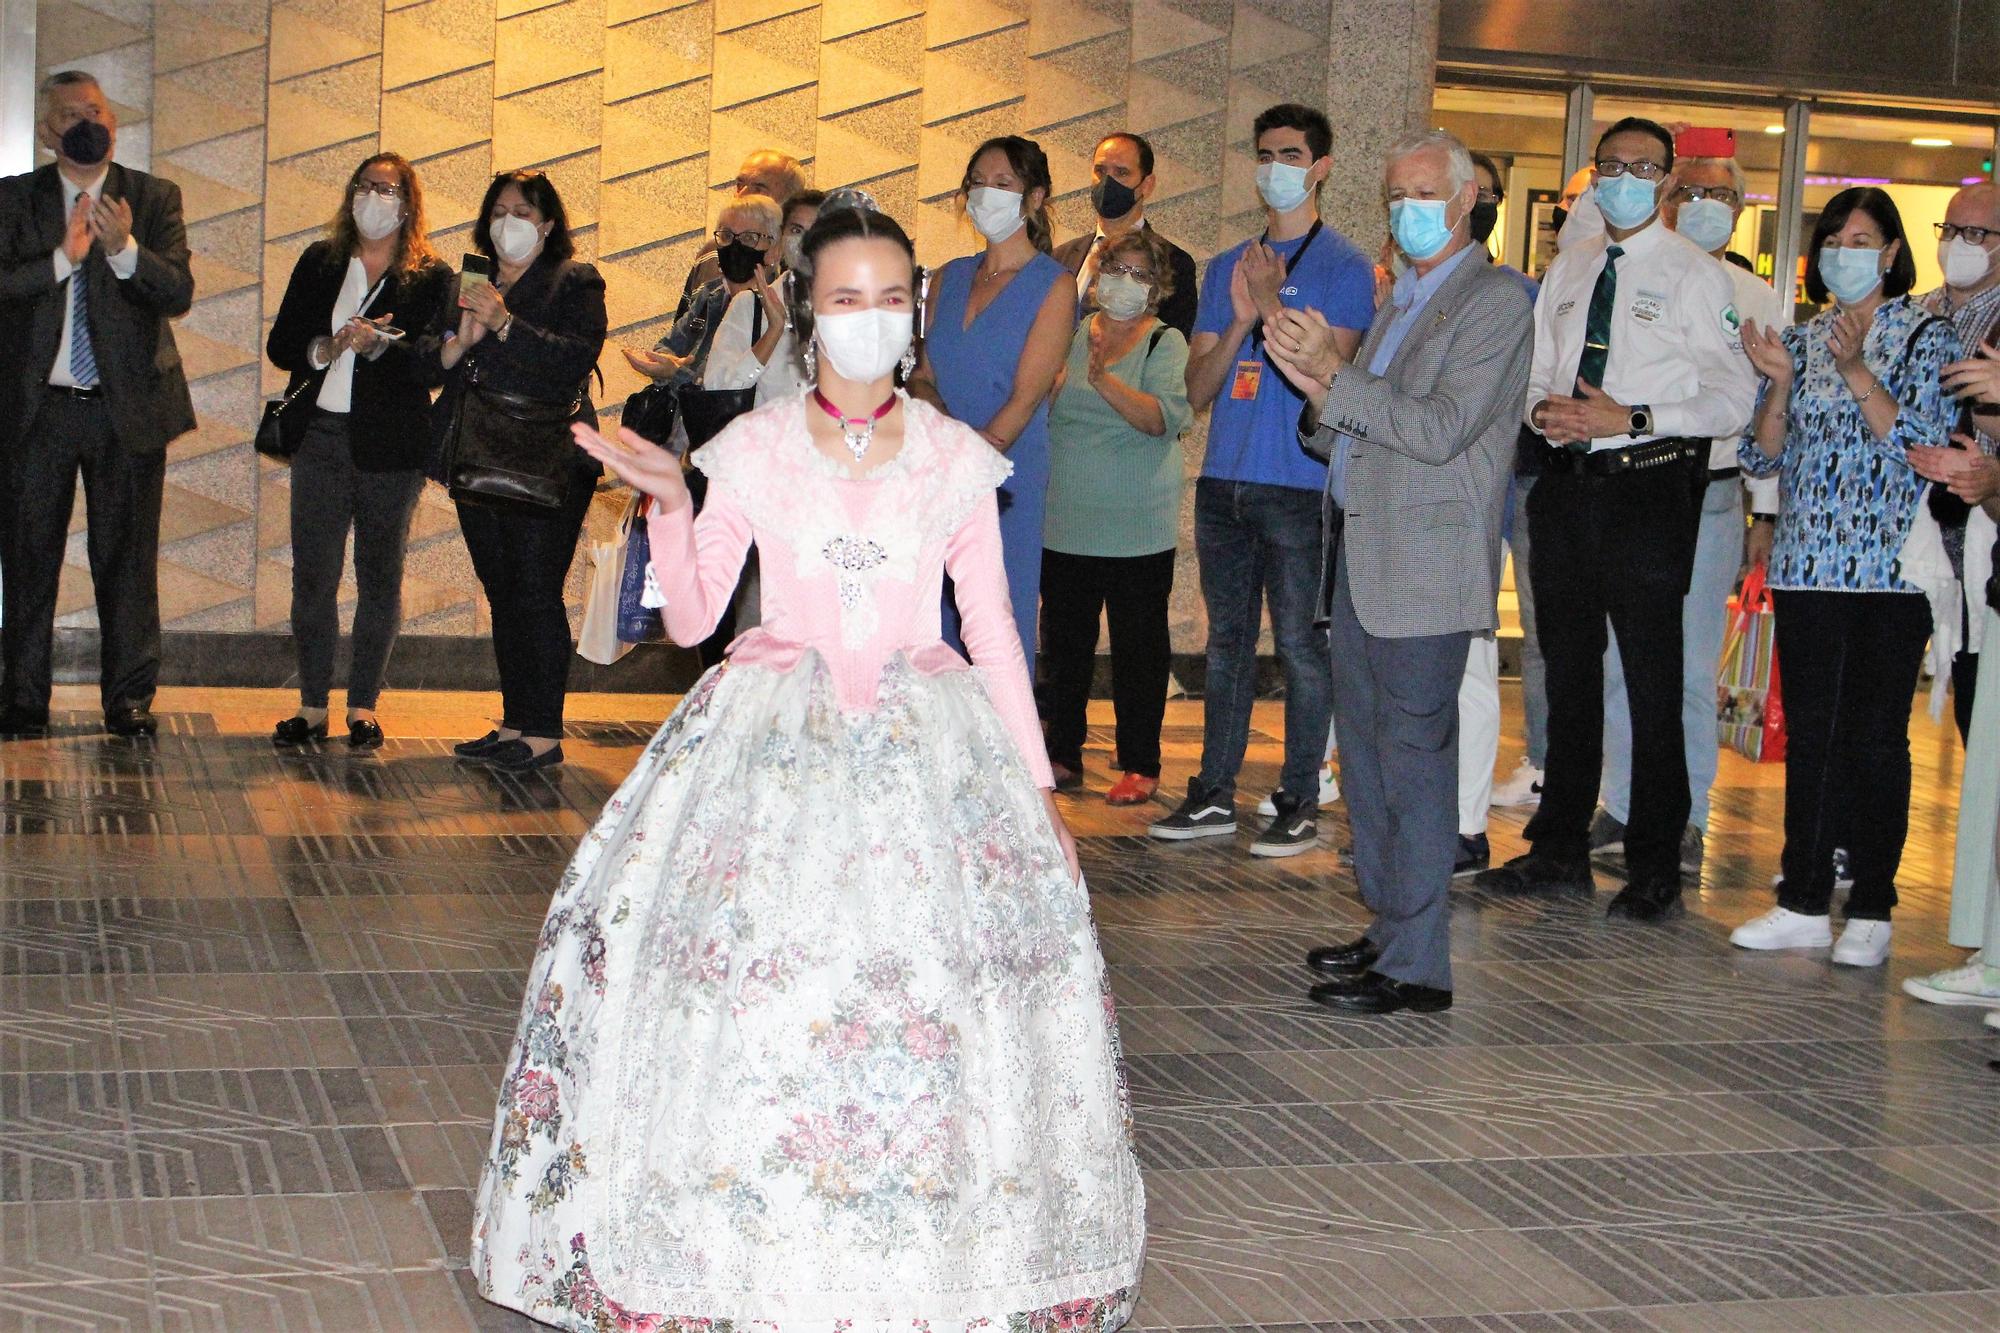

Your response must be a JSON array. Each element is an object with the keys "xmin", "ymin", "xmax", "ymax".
[{"xmin": 471, "ymin": 654, "xmax": 1145, "ymax": 1332}]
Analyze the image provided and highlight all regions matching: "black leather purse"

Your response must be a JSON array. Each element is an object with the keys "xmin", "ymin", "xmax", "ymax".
[
  {"xmin": 253, "ymin": 373, "xmax": 322, "ymax": 459},
  {"xmin": 440, "ymin": 364, "xmax": 585, "ymax": 512},
  {"xmin": 676, "ymin": 296, "xmax": 766, "ymax": 452}
]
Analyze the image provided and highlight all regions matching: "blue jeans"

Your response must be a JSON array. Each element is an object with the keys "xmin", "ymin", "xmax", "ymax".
[
  {"xmin": 1507, "ymin": 475, "xmax": 1548, "ymax": 768},
  {"xmin": 1602, "ymin": 477, "xmax": 1741, "ymax": 830},
  {"xmin": 1193, "ymin": 478, "xmax": 1332, "ymax": 805}
]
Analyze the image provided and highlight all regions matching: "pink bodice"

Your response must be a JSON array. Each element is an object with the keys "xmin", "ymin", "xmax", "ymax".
[{"xmin": 650, "ymin": 391, "xmax": 1054, "ymax": 788}]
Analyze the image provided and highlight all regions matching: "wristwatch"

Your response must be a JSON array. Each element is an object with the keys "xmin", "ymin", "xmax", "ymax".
[
  {"xmin": 1750, "ymin": 512, "xmax": 1777, "ymax": 525},
  {"xmin": 1628, "ymin": 404, "xmax": 1654, "ymax": 436}
]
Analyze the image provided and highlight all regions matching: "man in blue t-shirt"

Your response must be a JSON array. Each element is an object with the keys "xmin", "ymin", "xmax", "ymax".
[{"xmin": 1148, "ymin": 102, "xmax": 1376, "ymax": 857}]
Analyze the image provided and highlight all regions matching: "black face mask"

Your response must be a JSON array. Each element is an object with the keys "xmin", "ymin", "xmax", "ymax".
[
  {"xmin": 1550, "ymin": 205, "xmax": 1568, "ymax": 235},
  {"xmin": 717, "ymin": 240, "xmax": 763, "ymax": 284},
  {"xmin": 1469, "ymin": 200, "xmax": 1499, "ymax": 245},
  {"xmin": 60, "ymin": 119, "xmax": 111, "ymax": 166},
  {"xmin": 1091, "ymin": 175, "xmax": 1138, "ymax": 221}
]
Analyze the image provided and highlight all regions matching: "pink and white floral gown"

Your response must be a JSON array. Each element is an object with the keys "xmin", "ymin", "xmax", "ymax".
[{"xmin": 470, "ymin": 392, "xmax": 1145, "ymax": 1332}]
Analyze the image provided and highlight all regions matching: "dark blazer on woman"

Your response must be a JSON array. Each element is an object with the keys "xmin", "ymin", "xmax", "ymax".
[
  {"xmin": 267, "ymin": 239, "xmax": 453, "ymax": 472},
  {"xmin": 427, "ymin": 254, "xmax": 607, "ymax": 478}
]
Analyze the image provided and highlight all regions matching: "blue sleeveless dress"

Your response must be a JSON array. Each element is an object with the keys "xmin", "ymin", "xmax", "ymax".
[{"xmin": 926, "ymin": 250, "xmax": 1069, "ymax": 660}]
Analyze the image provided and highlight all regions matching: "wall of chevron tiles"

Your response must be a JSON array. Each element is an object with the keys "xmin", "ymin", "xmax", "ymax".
[{"xmin": 34, "ymin": 0, "xmax": 1435, "ymax": 647}]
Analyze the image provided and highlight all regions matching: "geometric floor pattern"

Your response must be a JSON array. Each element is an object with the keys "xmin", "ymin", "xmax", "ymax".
[{"xmin": 2, "ymin": 685, "xmax": 1995, "ymax": 1331}]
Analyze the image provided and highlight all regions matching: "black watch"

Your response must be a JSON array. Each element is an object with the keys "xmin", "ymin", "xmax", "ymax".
[
  {"xmin": 1751, "ymin": 512, "xmax": 1777, "ymax": 524},
  {"xmin": 1628, "ymin": 404, "xmax": 1654, "ymax": 436}
]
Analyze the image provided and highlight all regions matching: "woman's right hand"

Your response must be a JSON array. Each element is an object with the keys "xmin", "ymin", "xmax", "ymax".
[
  {"xmin": 1741, "ymin": 320, "xmax": 1792, "ymax": 386},
  {"xmin": 572, "ymin": 422, "xmax": 690, "ymax": 514},
  {"xmin": 622, "ymin": 346, "xmax": 683, "ymax": 381}
]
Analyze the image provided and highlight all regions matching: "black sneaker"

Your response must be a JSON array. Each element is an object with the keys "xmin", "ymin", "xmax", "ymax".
[
  {"xmin": 1452, "ymin": 832, "xmax": 1490, "ymax": 878},
  {"xmin": 1588, "ymin": 807, "xmax": 1626, "ymax": 855},
  {"xmin": 1250, "ymin": 794, "xmax": 1317, "ymax": 858},
  {"xmin": 1147, "ymin": 779, "xmax": 1237, "ymax": 841}
]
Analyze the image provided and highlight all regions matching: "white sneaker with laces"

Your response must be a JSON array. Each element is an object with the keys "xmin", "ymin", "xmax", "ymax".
[
  {"xmin": 1902, "ymin": 954, "xmax": 2000, "ymax": 1007},
  {"xmin": 1830, "ymin": 919, "xmax": 1891, "ymax": 967},
  {"xmin": 1491, "ymin": 757, "xmax": 1544, "ymax": 808},
  {"xmin": 1730, "ymin": 906, "xmax": 1833, "ymax": 951},
  {"xmin": 1259, "ymin": 765, "xmax": 1338, "ymax": 818}
]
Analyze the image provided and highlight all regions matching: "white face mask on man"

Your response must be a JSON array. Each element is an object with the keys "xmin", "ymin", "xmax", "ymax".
[{"xmin": 1940, "ymin": 234, "xmax": 1998, "ymax": 289}]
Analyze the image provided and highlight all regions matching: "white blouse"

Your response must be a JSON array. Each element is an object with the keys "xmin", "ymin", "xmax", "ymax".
[
  {"xmin": 701, "ymin": 287, "xmax": 804, "ymax": 404},
  {"xmin": 315, "ymin": 257, "xmax": 382, "ymax": 413}
]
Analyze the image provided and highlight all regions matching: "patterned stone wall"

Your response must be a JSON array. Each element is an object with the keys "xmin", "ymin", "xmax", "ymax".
[{"xmin": 35, "ymin": 0, "xmax": 1435, "ymax": 650}]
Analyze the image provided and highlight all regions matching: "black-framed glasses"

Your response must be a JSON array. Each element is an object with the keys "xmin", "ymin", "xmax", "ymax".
[
  {"xmin": 715, "ymin": 226, "xmax": 773, "ymax": 249},
  {"xmin": 1937, "ymin": 222, "xmax": 1998, "ymax": 246},
  {"xmin": 1099, "ymin": 261, "xmax": 1155, "ymax": 282},
  {"xmin": 1475, "ymin": 189, "xmax": 1500, "ymax": 205},
  {"xmin": 353, "ymin": 181, "xmax": 405, "ymax": 198},
  {"xmin": 1670, "ymin": 184, "xmax": 1739, "ymax": 206},
  {"xmin": 1595, "ymin": 158, "xmax": 1668, "ymax": 181}
]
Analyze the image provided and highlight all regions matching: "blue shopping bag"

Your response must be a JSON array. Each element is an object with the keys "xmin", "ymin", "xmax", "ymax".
[{"xmin": 617, "ymin": 498, "xmax": 666, "ymax": 644}]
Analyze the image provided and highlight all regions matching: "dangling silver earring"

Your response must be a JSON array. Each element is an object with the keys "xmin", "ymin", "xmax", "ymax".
[
  {"xmin": 803, "ymin": 336, "xmax": 817, "ymax": 383},
  {"xmin": 898, "ymin": 343, "xmax": 916, "ymax": 381}
]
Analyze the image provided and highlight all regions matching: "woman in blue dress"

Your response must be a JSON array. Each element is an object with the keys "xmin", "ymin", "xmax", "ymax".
[{"xmin": 913, "ymin": 135, "xmax": 1077, "ymax": 660}]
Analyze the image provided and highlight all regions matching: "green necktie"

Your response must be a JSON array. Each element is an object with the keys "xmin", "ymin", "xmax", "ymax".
[{"xmin": 1574, "ymin": 244, "xmax": 1622, "ymax": 393}]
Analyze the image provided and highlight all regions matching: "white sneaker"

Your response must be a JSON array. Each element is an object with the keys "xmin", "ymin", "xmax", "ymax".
[
  {"xmin": 1258, "ymin": 765, "xmax": 1338, "ymax": 818},
  {"xmin": 1831, "ymin": 920, "xmax": 1892, "ymax": 968},
  {"xmin": 1902, "ymin": 955, "xmax": 2000, "ymax": 1007},
  {"xmin": 1985, "ymin": 1011, "xmax": 1999, "ymax": 1032},
  {"xmin": 1730, "ymin": 906, "xmax": 1833, "ymax": 951},
  {"xmin": 1491, "ymin": 757, "xmax": 1544, "ymax": 808}
]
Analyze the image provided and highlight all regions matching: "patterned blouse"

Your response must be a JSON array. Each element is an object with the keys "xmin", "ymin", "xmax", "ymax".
[{"xmin": 1741, "ymin": 294, "xmax": 1962, "ymax": 593}]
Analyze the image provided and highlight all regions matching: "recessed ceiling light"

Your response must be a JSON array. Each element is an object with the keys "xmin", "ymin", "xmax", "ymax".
[
  {"xmin": 1912, "ymin": 136, "xmax": 1954, "ymax": 147},
  {"xmin": 1763, "ymin": 125, "xmax": 1785, "ymax": 135}
]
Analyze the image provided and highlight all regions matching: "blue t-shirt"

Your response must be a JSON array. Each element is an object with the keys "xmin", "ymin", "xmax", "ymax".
[{"xmin": 1194, "ymin": 224, "xmax": 1376, "ymax": 491}]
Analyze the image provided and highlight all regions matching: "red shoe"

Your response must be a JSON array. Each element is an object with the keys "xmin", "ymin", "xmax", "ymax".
[{"xmin": 1105, "ymin": 772, "xmax": 1158, "ymax": 806}]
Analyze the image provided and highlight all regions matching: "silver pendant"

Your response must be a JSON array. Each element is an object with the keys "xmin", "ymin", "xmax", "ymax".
[{"xmin": 842, "ymin": 420, "xmax": 872, "ymax": 462}]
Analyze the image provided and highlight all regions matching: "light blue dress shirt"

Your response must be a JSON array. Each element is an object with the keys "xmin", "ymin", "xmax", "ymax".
[{"xmin": 1329, "ymin": 242, "xmax": 1480, "ymax": 508}]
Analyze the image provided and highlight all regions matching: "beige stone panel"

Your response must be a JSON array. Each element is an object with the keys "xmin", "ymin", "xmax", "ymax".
[
  {"xmin": 920, "ymin": 37, "xmax": 1024, "ymax": 125},
  {"xmin": 708, "ymin": 104, "xmax": 816, "ymax": 190},
  {"xmin": 912, "ymin": 195, "xmax": 978, "ymax": 270},
  {"xmin": 187, "ymin": 252, "xmax": 260, "ymax": 303},
  {"xmin": 153, "ymin": 4, "xmax": 264, "ymax": 76},
  {"xmin": 156, "ymin": 160, "xmax": 262, "ymax": 226},
  {"xmin": 499, "ymin": 0, "xmax": 567, "ymax": 15},
  {"xmin": 596, "ymin": 159, "xmax": 708, "ymax": 256},
  {"xmin": 600, "ymin": 98, "xmax": 708, "ymax": 181},
  {"xmin": 716, "ymin": 0, "xmax": 816, "ymax": 32},
  {"xmin": 1027, "ymin": 0, "xmax": 1123, "ymax": 56},
  {"xmin": 382, "ymin": 4, "xmax": 492, "ymax": 89},
  {"xmin": 709, "ymin": 33, "xmax": 817, "ymax": 112},
  {"xmin": 820, "ymin": 0, "xmax": 920, "ymax": 40},
  {"xmin": 175, "ymin": 327, "xmax": 260, "ymax": 385},
  {"xmin": 1129, "ymin": 0, "xmax": 1224, "ymax": 61},
  {"xmin": 816, "ymin": 40, "xmax": 918, "ymax": 119},
  {"xmin": 1228, "ymin": 0, "xmax": 1315, "ymax": 70},
  {"xmin": 268, "ymin": 8, "xmax": 379, "ymax": 83},
  {"xmin": 56, "ymin": 562, "xmax": 95, "ymax": 617},
  {"xmin": 1126, "ymin": 67, "xmax": 1223, "ymax": 137},
  {"xmin": 924, "ymin": 0, "xmax": 1024, "ymax": 49},
  {"xmin": 261, "ymin": 234, "xmax": 318, "ymax": 318},
  {"xmin": 1022, "ymin": 52, "xmax": 1121, "ymax": 133},
  {"xmin": 35, "ymin": 0, "xmax": 148, "ymax": 70},
  {"xmin": 156, "ymin": 558, "xmax": 252, "ymax": 623},
  {"xmin": 812, "ymin": 115, "xmax": 912, "ymax": 192},
  {"xmin": 380, "ymin": 91, "xmax": 490, "ymax": 164},
  {"xmin": 495, "ymin": 0, "xmax": 606, "ymax": 97},
  {"xmin": 264, "ymin": 161, "xmax": 349, "ymax": 241},
  {"xmin": 266, "ymin": 87, "xmax": 379, "ymax": 163},
  {"xmin": 915, "ymin": 112, "xmax": 1021, "ymax": 201},
  {"xmin": 492, "ymin": 98, "xmax": 602, "ymax": 173},
  {"xmin": 150, "ymin": 79, "xmax": 260, "ymax": 156},
  {"xmin": 606, "ymin": 0, "xmax": 696, "ymax": 21},
  {"xmin": 156, "ymin": 484, "xmax": 252, "ymax": 546},
  {"xmin": 603, "ymin": 8, "xmax": 711, "ymax": 102},
  {"xmin": 594, "ymin": 257, "xmax": 682, "ymax": 332}
]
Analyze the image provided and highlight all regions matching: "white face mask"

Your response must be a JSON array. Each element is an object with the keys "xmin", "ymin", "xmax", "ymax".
[
  {"xmin": 351, "ymin": 192, "xmax": 404, "ymax": 241},
  {"xmin": 1093, "ymin": 271, "xmax": 1151, "ymax": 320},
  {"xmin": 966, "ymin": 186, "xmax": 1026, "ymax": 243},
  {"xmin": 815, "ymin": 308, "xmax": 914, "ymax": 383},
  {"xmin": 1255, "ymin": 162, "xmax": 1312, "ymax": 213},
  {"xmin": 1940, "ymin": 234, "xmax": 1997, "ymax": 289},
  {"xmin": 492, "ymin": 213, "xmax": 543, "ymax": 264}
]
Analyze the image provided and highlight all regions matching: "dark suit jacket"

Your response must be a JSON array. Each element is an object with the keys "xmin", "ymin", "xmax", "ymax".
[
  {"xmin": 0, "ymin": 162, "xmax": 195, "ymax": 454},
  {"xmin": 267, "ymin": 240, "xmax": 453, "ymax": 472},
  {"xmin": 1052, "ymin": 226, "xmax": 1199, "ymax": 341},
  {"xmin": 427, "ymin": 254, "xmax": 607, "ymax": 478}
]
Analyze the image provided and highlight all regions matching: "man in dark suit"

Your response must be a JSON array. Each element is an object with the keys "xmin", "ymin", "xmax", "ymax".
[
  {"xmin": 1052, "ymin": 132, "xmax": 1198, "ymax": 341},
  {"xmin": 0, "ymin": 70, "xmax": 195, "ymax": 737}
]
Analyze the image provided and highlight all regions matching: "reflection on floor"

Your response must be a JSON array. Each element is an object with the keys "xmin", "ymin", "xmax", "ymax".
[{"xmin": 1, "ymin": 684, "xmax": 1995, "ymax": 1331}]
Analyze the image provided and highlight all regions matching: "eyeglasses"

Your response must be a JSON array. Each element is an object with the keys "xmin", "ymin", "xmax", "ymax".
[
  {"xmin": 354, "ymin": 181, "xmax": 405, "ymax": 198},
  {"xmin": 1099, "ymin": 262, "xmax": 1155, "ymax": 282},
  {"xmin": 1937, "ymin": 222, "xmax": 1998, "ymax": 246},
  {"xmin": 715, "ymin": 226, "xmax": 773, "ymax": 249},
  {"xmin": 1670, "ymin": 184, "xmax": 1739, "ymax": 206},
  {"xmin": 1475, "ymin": 189, "xmax": 1500, "ymax": 205},
  {"xmin": 1595, "ymin": 158, "xmax": 1668, "ymax": 181}
]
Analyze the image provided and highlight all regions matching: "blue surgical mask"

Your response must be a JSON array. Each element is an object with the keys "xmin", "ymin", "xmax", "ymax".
[
  {"xmin": 1256, "ymin": 162, "xmax": 1312, "ymax": 213},
  {"xmin": 1594, "ymin": 173, "xmax": 1660, "ymax": 231},
  {"xmin": 1388, "ymin": 198, "xmax": 1455, "ymax": 261},
  {"xmin": 1819, "ymin": 244, "xmax": 1885, "ymax": 304},
  {"xmin": 1674, "ymin": 197, "xmax": 1735, "ymax": 254}
]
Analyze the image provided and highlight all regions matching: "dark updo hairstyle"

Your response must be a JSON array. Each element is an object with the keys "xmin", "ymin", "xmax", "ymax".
[
  {"xmin": 472, "ymin": 169, "xmax": 575, "ymax": 264},
  {"xmin": 1804, "ymin": 186, "xmax": 1917, "ymax": 305},
  {"xmin": 959, "ymin": 134, "xmax": 1055, "ymax": 255},
  {"xmin": 783, "ymin": 205, "xmax": 919, "ymax": 362}
]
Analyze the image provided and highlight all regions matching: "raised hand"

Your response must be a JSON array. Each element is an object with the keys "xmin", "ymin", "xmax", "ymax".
[
  {"xmin": 89, "ymin": 194, "xmax": 132, "ymax": 252},
  {"xmin": 1268, "ymin": 307, "xmax": 1344, "ymax": 388},
  {"xmin": 62, "ymin": 193, "xmax": 92, "ymax": 264},
  {"xmin": 572, "ymin": 422, "xmax": 690, "ymax": 513},
  {"xmin": 462, "ymin": 279, "xmax": 510, "ymax": 332},
  {"xmin": 1741, "ymin": 320, "xmax": 1793, "ymax": 385},
  {"xmin": 622, "ymin": 345, "xmax": 686, "ymax": 382},
  {"xmin": 1239, "ymin": 241, "xmax": 1285, "ymax": 323},
  {"xmin": 1226, "ymin": 257, "xmax": 1256, "ymax": 325},
  {"xmin": 1941, "ymin": 337, "xmax": 2000, "ymax": 406},
  {"xmin": 1825, "ymin": 306, "xmax": 1868, "ymax": 378}
]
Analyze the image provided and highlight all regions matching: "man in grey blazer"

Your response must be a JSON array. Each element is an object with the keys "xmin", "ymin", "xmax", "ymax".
[{"xmin": 1264, "ymin": 129, "xmax": 1534, "ymax": 1015}]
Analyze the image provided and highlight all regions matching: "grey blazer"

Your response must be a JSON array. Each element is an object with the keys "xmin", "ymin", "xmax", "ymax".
[{"xmin": 1302, "ymin": 252, "xmax": 1534, "ymax": 639}]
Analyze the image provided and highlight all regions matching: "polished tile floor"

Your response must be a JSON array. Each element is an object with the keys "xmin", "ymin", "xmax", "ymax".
[{"xmin": 1, "ymin": 683, "xmax": 1995, "ymax": 1332}]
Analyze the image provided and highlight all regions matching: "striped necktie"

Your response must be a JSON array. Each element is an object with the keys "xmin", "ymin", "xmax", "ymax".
[{"xmin": 70, "ymin": 191, "xmax": 100, "ymax": 388}]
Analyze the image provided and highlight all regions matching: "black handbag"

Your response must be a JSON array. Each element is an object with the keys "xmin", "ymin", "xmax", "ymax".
[
  {"xmin": 253, "ymin": 373, "xmax": 322, "ymax": 459},
  {"xmin": 441, "ymin": 364, "xmax": 585, "ymax": 512},
  {"xmin": 676, "ymin": 295, "xmax": 765, "ymax": 452},
  {"xmin": 622, "ymin": 381, "xmax": 678, "ymax": 444}
]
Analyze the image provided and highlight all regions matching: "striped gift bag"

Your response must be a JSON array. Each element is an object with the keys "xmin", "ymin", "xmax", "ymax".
[{"xmin": 1716, "ymin": 565, "xmax": 1786, "ymax": 763}]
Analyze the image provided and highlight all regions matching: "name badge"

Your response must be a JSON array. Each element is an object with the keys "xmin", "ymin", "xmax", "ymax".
[
  {"xmin": 1631, "ymin": 291, "xmax": 1666, "ymax": 324},
  {"xmin": 1230, "ymin": 359, "xmax": 1263, "ymax": 400}
]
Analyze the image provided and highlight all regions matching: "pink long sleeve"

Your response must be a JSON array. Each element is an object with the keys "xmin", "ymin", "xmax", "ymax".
[
  {"xmin": 944, "ymin": 492, "xmax": 1055, "ymax": 790},
  {"xmin": 649, "ymin": 492, "xmax": 752, "ymax": 649}
]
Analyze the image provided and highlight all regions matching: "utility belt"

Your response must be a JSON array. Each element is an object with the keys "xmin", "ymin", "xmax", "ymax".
[{"xmin": 1539, "ymin": 436, "xmax": 1705, "ymax": 479}]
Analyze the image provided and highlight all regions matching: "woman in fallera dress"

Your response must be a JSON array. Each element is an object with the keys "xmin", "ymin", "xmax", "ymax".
[{"xmin": 470, "ymin": 206, "xmax": 1146, "ymax": 1331}]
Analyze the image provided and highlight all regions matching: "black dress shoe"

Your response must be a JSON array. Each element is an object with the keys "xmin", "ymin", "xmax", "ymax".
[
  {"xmin": 1310, "ymin": 970, "xmax": 1452, "ymax": 1014},
  {"xmin": 1473, "ymin": 850, "xmax": 1594, "ymax": 896},
  {"xmin": 1606, "ymin": 876, "xmax": 1686, "ymax": 923},
  {"xmin": 485, "ymin": 739, "xmax": 563, "ymax": 772},
  {"xmin": 347, "ymin": 719, "xmax": 385, "ymax": 750},
  {"xmin": 454, "ymin": 730, "xmax": 507, "ymax": 759},
  {"xmin": 1305, "ymin": 937, "xmax": 1380, "ymax": 976},
  {"xmin": 272, "ymin": 716, "xmax": 329, "ymax": 746},
  {"xmin": 0, "ymin": 707, "xmax": 50, "ymax": 737},
  {"xmin": 105, "ymin": 707, "xmax": 157, "ymax": 738}
]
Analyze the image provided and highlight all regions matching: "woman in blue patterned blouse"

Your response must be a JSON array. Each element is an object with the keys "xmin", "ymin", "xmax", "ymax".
[{"xmin": 1731, "ymin": 186, "xmax": 1961, "ymax": 969}]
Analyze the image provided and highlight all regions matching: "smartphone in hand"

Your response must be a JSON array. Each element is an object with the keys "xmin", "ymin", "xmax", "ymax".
[{"xmin": 459, "ymin": 252, "xmax": 494, "ymax": 307}]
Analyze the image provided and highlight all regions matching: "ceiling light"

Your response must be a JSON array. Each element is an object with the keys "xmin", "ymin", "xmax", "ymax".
[
  {"xmin": 1763, "ymin": 125, "xmax": 1785, "ymax": 135},
  {"xmin": 1912, "ymin": 136, "xmax": 1953, "ymax": 147}
]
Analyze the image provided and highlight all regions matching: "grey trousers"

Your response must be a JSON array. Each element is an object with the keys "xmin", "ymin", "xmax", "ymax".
[
  {"xmin": 288, "ymin": 412, "xmax": 422, "ymax": 711},
  {"xmin": 1329, "ymin": 541, "xmax": 1471, "ymax": 991}
]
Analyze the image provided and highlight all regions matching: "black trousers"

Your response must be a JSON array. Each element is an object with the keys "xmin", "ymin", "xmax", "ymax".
[
  {"xmin": 457, "ymin": 474, "xmax": 593, "ymax": 738},
  {"xmin": 2, "ymin": 390, "xmax": 165, "ymax": 715},
  {"xmin": 1772, "ymin": 589, "xmax": 1932, "ymax": 920},
  {"xmin": 1522, "ymin": 459, "xmax": 1696, "ymax": 882},
  {"xmin": 1951, "ymin": 650, "xmax": 1978, "ymax": 744},
  {"xmin": 1039, "ymin": 547, "xmax": 1176, "ymax": 778}
]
